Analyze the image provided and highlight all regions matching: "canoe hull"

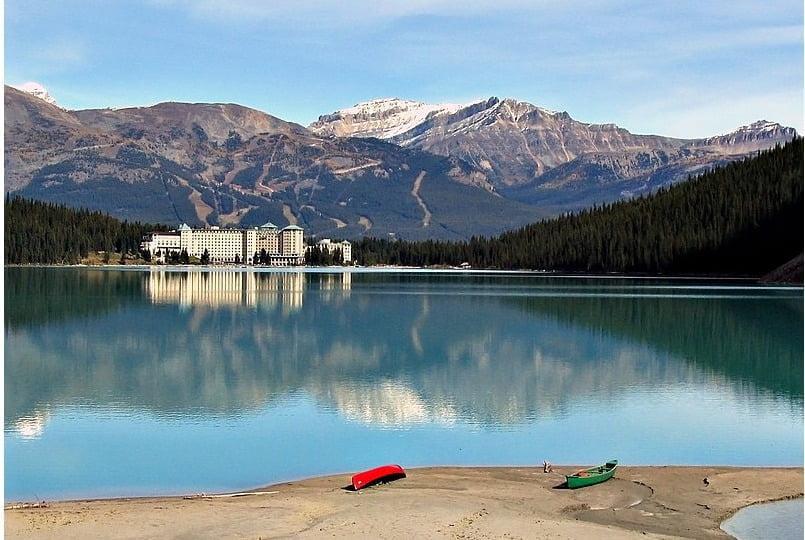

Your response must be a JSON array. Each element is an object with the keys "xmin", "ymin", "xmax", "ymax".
[
  {"xmin": 566, "ymin": 460, "xmax": 618, "ymax": 489},
  {"xmin": 351, "ymin": 464, "xmax": 406, "ymax": 490}
]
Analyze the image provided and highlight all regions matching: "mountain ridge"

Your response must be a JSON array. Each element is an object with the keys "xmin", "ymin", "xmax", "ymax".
[
  {"xmin": 5, "ymin": 85, "xmax": 546, "ymax": 240},
  {"xmin": 4, "ymin": 85, "xmax": 797, "ymax": 240},
  {"xmin": 10, "ymin": 82, "xmax": 59, "ymax": 107},
  {"xmin": 311, "ymin": 96, "xmax": 796, "ymax": 197}
]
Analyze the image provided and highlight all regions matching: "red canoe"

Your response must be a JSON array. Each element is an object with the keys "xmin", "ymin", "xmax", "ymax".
[{"xmin": 351, "ymin": 464, "xmax": 406, "ymax": 490}]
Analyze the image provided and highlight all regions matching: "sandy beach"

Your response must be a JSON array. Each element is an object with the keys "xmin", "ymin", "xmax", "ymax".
[{"xmin": 5, "ymin": 466, "xmax": 802, "ymax": 539}]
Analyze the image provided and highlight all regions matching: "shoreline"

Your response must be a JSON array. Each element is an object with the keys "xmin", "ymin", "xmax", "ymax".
[
  {"xmin": 7, "ymin": 463, "xmax": 803, "ymax": 506},
  {"xmin": 4, "ymin": 263, "xmax": 793, "ymax": 283},
  {"xmin": 6, "ymin": 465, "xmax": 803, "ymax": 539}
]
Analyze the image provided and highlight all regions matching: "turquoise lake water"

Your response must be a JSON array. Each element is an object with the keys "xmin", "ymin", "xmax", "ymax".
[{"xmin": 5, "ymin": 267, "xmax": 803, "ymax": 500}]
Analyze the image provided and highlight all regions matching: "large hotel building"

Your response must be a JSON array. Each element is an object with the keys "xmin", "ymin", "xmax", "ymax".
[
  {"xmin": 308, "ymin": 238, "xmax": 353, "ymax": 264},
  {"xmin": 141, "ymin": 223, "xmax": 309, "ymax": 265},
  {"xmin": 141, "ymin": 223, "xmax": 353, "ymax": 266}
]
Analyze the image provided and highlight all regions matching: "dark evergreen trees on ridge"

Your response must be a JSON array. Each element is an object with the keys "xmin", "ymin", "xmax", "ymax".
[
  {"xmin": 4, "ymin": 197, "xmax": 167, "ymax": 265},
  {"xmin": 352, "ymin": 139, "xmax": 803, "ymax": 276},
  {"xmin": 4, "ymin": 139, "xmax": 802, "ymax": 277}
]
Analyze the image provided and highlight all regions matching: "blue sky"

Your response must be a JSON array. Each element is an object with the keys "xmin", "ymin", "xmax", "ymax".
[{"xmin": 5, "ymin": 0, "xmax": 803, "ymax": 137}]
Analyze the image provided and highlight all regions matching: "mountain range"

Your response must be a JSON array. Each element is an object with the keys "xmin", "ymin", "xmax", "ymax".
[
  {"xmin": 5, "ymin": 85, "xmax": 797, "ymax": 239},
  {"xmin": 311, "ymin": 97, "xmax": 797, "ymax": 205}
]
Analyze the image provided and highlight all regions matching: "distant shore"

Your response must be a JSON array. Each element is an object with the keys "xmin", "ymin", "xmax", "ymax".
[
  {"xmin": 6, "ymin": 466, "xmax": 802, "ymax": 539},
  {"xmin": 7, "ymin": 263, "xmax": 802, "ymax": 284}
]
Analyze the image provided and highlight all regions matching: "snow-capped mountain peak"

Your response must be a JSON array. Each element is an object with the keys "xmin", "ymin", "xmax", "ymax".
[
  {"xmin": 310, "ymin": 97, "xmax": 480, "ymax": 139},
  {"xmin": 11, "ymin": 81, "xmax": 59, "ymax": 107},
  {"xmin": 309, "ymin": 95, "xmax": 797, "ymax": 188},
  {"xmin": 693, "ymin": 120, "xmax": 798, "ymax": 151},
  {"xmin": 736, "ymin": 120, "xmax": 785, "ymax": 133}
]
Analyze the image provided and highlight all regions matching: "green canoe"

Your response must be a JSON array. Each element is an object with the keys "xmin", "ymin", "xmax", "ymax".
[{"xmin": 565, "ymin": 460, "xmax": 618, "ymax": 489}]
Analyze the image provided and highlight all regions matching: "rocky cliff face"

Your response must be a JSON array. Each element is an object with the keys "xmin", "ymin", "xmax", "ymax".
[
  {"xmin": 4, "ymin": 86, "xmax": 542, "ymax": 240},
  {"xmin": 309, "ymin": 97, "xmax": 471, "ymax": 139},
  {"xmin": 691, "ymin": 120, "xmax": 799, "ymax": 153},
  {"xmin": 5, "ymin": 85, "xmax": 798, "ymax": 240},
  {"xmin": 311, "ymin": 97, "xmax": 797, "ymax": 198}
]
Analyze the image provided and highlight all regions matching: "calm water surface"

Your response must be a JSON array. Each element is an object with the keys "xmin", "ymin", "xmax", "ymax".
[
  {"xmin": 5, "ymin": 268, "xmax": 803, "ymax": 500},
  {"xmin": 721, "ymin": 498, "xmax": 804, "ymax": 540}
]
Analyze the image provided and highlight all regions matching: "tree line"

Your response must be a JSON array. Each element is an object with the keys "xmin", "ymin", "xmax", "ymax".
[
  {"xmin": 5, "ymin": 196, "xmax": 167, "ymax": 264},
  {"xmin": 6, "ymin": 138, "xmax": 802, "ymax": 275},
  {"xmin": 352, "ymin": 139, "xmax": 803, "ymax": 276},
  {"xmin": 305, "ymin": 245, "xmax": 344, "ymax": 265}
]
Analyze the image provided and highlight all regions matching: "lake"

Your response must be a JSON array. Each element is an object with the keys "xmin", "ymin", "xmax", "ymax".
[
  {"xmin": 5, "ymin": 267, "xmax": 803, "ymax": 501},
  {"xmin": 721, "ymin": 498, "xmax": 804, "ymax": 540}
]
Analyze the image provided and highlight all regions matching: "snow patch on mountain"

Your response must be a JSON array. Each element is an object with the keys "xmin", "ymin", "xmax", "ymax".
[
  {"xmin": 11, "ymin": 82, "xmax": 59, "ymax": 107},
  {"xmin": 734, "ymin": 120, "xmax": 787, "ymax": 134},
  {"xmin": 692, "ymin": 120, "xmax": 798, "ymax": 152},
  {"xmin": 310, "ymin": 97, "xmax": 483, "ymax": 139},
  {"xmin": 312, "ymin": 96, "xmax": 578, "ymax": 146}
]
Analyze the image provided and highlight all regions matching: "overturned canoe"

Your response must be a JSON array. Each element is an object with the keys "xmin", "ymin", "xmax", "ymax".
[
  {"xmin": 351, "ymin": 464, "xmax": 406, "ymax": 490},
  {"xmin": 566, "ymin": 460, "xmax": 618, "ymax": 489}
]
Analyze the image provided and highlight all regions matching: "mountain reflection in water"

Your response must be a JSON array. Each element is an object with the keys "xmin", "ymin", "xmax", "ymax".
[
  {"xmin": 4, "ymin": 268, "xmax": 803, "ymax": 500},
  {"xmin": 6, "ymin": 268, "xmax": 801, "ymax": 429}
]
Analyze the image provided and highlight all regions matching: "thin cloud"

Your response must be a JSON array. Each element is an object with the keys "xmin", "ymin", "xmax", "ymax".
[
  {"xmin": 6, "ymin": 0, "xmax": 802, "ymax": 137},
  {"xmin": 620, "ymin": 89, "xmax": 804, "ymax": 138},
  {"xmin": 663, "ymin": 24, "xmax": 803, "ymax": 55},
  {"xmin": 31, "ymin": 38, "xmax": 88, "ymax": 67},
  {"xmin": 149, "ymin": 0, "xmax": 592, "ymax": 25}
]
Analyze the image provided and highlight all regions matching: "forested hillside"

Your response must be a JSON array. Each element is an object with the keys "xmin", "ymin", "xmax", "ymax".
[
  {"xmin": 7, "ymin": 86, "xmax": 796, "ymax": 240},
  {"xmin": 5, "ymin": 197, "xmax": 165, "ymax": 264},
  {"xmin": 353, "ymin": 139, "xmax": 803, "ymax": 276},
  {"xmin": 5, "ymin": 139, "xmax": 802, "ymax": 275},
  {"xmin": 5, "ymin": 85, "xmax": 547, "ymax": 241}
]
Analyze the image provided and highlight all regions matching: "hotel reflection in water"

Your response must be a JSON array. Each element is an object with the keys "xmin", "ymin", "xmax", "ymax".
[{"xmin": 144, "ymin": 270, "xmax": 351, "ymax": 311}]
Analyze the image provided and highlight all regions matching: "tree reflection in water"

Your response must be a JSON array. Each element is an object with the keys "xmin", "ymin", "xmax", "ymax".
[{"xmin": 5, "ymin": 268, "xmax": 803, "ymax": 432}]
